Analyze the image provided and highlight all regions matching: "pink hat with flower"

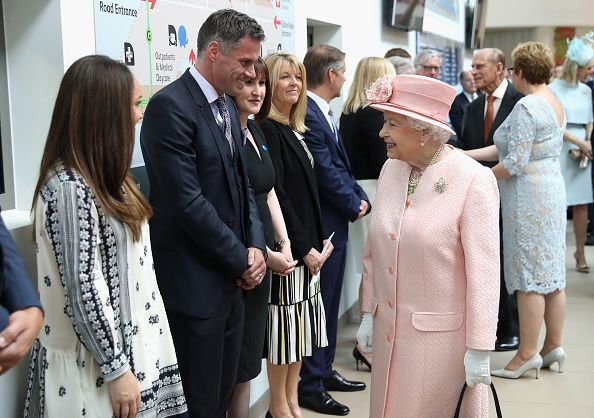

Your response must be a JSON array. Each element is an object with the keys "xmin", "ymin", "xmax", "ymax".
[{"xmin": 366, "ymin": 74, "xmax": 457, "ymax": 135}]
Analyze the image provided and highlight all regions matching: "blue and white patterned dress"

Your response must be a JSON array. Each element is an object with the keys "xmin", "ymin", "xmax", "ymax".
[
  {"xmin": 25, "ymin": 167, "xmax": 187, "ymax": 417},
  {"xmin": 494, "ymin": 95, "xmax": 567, "ymax": 294}
]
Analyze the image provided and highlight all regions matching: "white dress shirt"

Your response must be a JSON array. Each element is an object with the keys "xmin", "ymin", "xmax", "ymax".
[
  {"xmin": 189, "ymin": 65, "xmax": 225, "ymax": 126},
  {"xmin": 307, "ymin": 91, "xmax": 334, "ymax": 133},
  {"xmin": 483, "ymin": 79, "xmax": 508, "ymax": 119},
  {"xmin": 463, "ymin": 91, "xmax": 477, "ymax": 103}
]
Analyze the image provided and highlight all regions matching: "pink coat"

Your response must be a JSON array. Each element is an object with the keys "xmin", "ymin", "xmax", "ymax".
[{"xmin": 361, "ymin": 149, "xmax": 500, "ymax": 418}]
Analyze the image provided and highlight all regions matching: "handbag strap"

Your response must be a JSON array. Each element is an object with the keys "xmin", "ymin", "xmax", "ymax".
[{"xmin": 454, "ymin": 382, "xmax": 502, "ymax": 418}]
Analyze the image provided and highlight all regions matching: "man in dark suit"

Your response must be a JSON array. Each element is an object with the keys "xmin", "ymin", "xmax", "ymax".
[
  {"xmin": 299, "ymin": 45, "xmax": 369, "ymax": 416},
  {"xmin": 458, "ymin": 48, "xmax": 523, "ymax": 351},
  {"xmin": 449, "ymin": 70, "xmax": 478, "ymax": 139},
  {"xmin": 140, "ymin": 9, "xmax": 266, "ymax": 418},
  {"xmin": 0, "ymin": 212, "xmax": 43, "ymax": 375}
]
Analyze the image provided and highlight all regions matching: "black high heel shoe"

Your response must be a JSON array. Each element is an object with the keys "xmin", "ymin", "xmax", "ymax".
[{"xmin": 353, "ymin": 344, "xmax": 372, "ymax": 371}]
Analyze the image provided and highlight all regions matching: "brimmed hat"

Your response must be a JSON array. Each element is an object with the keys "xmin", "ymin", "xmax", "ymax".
[{"xmin": 366, "ymin": 74, "xmax": 456, "ymax": 135}]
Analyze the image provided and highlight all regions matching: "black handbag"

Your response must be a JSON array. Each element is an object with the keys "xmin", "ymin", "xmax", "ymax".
[{"xmin": 453, "ymin": 382, "xmax": 503, "ymax": 418}]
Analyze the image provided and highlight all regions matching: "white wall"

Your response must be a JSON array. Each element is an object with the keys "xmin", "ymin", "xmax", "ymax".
[{"xmin": 486, "ymin": 0, "xmax": 594, "ymax": 28}]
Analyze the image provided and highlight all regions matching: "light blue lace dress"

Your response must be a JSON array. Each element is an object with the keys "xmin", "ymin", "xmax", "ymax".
[{"xmin": 494, "ymin": 95, "xmax": 567, "ymax": 294}]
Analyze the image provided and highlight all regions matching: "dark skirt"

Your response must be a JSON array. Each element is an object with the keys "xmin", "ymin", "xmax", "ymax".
[{"xmin": 237, "ymin": 270, "xmax": 272, "ymax": 382}]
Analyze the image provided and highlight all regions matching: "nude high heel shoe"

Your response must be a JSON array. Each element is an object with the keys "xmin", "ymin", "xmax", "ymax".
[
  {"xmin": 574, "ymin": 252, "xmax": 590, "ymax": 273},
  {"xmin": 542, "ymin": 347, "xmax": 566, "ymax": 373},
  {"xmin": 491, "ymin": 353, "xmax": 543, "ymax": 379}
]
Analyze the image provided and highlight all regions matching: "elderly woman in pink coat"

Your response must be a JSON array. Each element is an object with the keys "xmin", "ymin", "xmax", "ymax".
[{"xmin": 356, "ymin": 74, "xmax": 500, "ymax": 418}]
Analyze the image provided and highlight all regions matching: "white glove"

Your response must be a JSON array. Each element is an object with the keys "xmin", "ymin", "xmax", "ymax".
[
  {"xmin": 356, "ymin": 312, "xmax": 373, "ymax": 353},
  {"xmin": 464, "ymin": 348, "xmax": 491, "ymax": 387}
]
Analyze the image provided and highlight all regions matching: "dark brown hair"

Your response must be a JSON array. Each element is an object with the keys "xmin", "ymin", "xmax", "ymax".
[
  {"xmin": 253, "ymin": 57, "xmax": 271, "ymax": 122},
  {"xmin": 32, "ymin": 55, "xmax": 151, "ymax": 241},
  {"xmin": 384, "ymin": 47, "xmax": 411, "ymax": 59},
  {"xmin": 303, "ymin": 45, "xmax": 345, "ymax": 88},
  {"xmin": 197, "ymin": 8, "xmax": 265, "ymax": 57}
]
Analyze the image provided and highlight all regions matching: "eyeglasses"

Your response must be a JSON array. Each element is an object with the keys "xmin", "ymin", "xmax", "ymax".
[{"xmin": 422, "ymin": 65, "xmax": 441, "ymax": 72}]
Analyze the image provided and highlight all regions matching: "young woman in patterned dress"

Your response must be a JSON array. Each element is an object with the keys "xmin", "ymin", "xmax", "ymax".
[{"xmin": 25, "ymin": 55, "xmax": 187, "ymax": 418}]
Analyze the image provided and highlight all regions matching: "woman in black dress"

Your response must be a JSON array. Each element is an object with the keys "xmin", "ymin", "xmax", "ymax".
[{"xmin": 228, "ymin": 58, "xmax": 297, "ymax": 418}]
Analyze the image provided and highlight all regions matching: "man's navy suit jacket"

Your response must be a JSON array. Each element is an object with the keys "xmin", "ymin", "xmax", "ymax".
[
  {"xmin": 140, "ymin": 69, "xmax": 265, "ymax": 319},
  {"xmin": 449, "ymin": 92, "xmax": 471, "ymax": 139},
  {"xmin": 303, "ymin": 97, "xmax": 369, "ymax": 247}
]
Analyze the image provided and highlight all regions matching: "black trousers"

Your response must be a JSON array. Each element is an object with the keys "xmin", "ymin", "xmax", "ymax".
[
  {"xmin": 299, "ymin": 244, "xmax": 348, "ymax": 394},
  {"xmin": 166, "ymin": 288, "xmax": 244, "ymax": 418}
]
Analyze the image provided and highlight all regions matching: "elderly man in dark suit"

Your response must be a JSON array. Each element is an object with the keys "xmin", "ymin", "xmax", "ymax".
[
  {"xmin": 449, "ymin": 70, "xmax": 478, "ymax": 139},
  {"xmin": 140, "ymin": 9, "xmax": 267, "ymax": 418},
  {"xmin": 0, "ymin": 213, "xmax": 43, "ymax": 375},
  {"xmin": 458, "ymin": 48, "xmax": 523, "ymax": 352},
  {"xmin": 298, "ymin": 44, "xmax": 370, "ymax": 416}
]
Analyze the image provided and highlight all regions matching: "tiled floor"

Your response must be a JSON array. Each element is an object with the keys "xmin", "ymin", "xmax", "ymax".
[{"xmin": 255, "ymin": 231, "xmax": 594, "ymax": 418}]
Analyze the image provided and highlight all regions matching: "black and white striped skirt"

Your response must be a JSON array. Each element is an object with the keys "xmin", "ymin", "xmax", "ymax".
[{"xmin": 266, "ymin": 265, "xmax": 328, "ymax": 365}]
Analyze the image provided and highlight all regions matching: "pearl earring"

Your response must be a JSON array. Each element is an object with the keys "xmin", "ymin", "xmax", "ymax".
[{"xmin": 420, "ymin": 142, "xmax": 425, "ymax": 147}]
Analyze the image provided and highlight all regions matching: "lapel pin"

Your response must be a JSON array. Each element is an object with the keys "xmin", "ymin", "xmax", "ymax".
[{"xmin": 435, "ymin": 177, "xmax": 446, "ymax": 194}]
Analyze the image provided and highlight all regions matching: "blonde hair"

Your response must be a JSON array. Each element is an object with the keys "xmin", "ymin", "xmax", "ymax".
[
  {"xmin": 264, "ymin": 53, "xmax": 308, "ymax": 133},
  {"xmin": 342, "ymin": 57, "xmax": 396, "ymax": 115},
  {"xmin": 559, "ymin": 56, "xmax": 593, "ymax": 85}
]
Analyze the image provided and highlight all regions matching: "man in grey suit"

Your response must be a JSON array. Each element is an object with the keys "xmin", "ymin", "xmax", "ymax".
[{"xmin": 458, "ymin": 48, "xmax": 523, "ymax": 352}]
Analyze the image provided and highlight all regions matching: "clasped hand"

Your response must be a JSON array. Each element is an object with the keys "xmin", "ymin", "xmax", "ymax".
[
  {"xmin": 357, "ymin": 200, "xmax": 369, "ymax": 220},
  {"xmin": 303, "ymin": 240, "xmax": 333, "ymax": 276},
  {"xmin": 236, "ymin": 247, "xmax": 267, "ymax": 290},
  {"xmin": 267, "ymin": 244, "xmax": 297, "ymax": 276},
  {"xmin": 579, "ymin": 140, "xmax": 593, "ymax": 160}
]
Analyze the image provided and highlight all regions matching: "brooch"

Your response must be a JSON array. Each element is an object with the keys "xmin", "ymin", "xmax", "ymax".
[
  {"xmin": 434, "ymin": 177, "xmax": 446, "ymax": 193},
  {"xmin": 365, "ymin": 75, "xmax": 394, "ymax": 103}
]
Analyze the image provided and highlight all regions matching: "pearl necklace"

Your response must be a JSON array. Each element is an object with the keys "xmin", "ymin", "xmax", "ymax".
[{"xmin": 407, "ymin": 144, "xmax": 444, "ymax": 196}]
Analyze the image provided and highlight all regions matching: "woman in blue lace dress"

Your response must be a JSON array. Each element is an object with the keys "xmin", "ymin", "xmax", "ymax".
[{"xmin": 466, "ymin": 42, "xmax": 567, "ymax": 380}]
